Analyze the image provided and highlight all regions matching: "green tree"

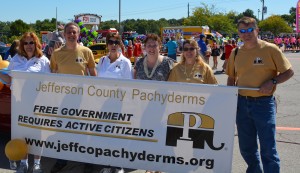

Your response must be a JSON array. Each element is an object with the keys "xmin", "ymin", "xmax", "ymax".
[
  {"xmin": 183, "ymin": 6, "xmax": 212, "ymax": 26},
  {"xmin": 0, "ymin": 21, "xmax": 11, "ymax": 42},
  {"xmin": 100, "ymin": 20, "xmax": 119, "ymax": 30},
  {"xmin": 210, "ymin": 15, "xmax": 236, "ymax": 35},
  {"xmin": 259, "ymin": 15, "xmax": 293, "ymax": 35},
  {"xmin": 281, "ymin": 7, "xmax": 296, "ymax": 27},
  {"xmin": 10, "ymin": 19, "xmax": 30, "ymax": 36},
  {"xmin": 34, "ymin": 18, "xmax": 57, "ymax": 33}
]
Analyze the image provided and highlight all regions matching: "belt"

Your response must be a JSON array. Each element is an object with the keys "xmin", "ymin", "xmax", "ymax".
[{"xmin": 238, "ymin": 94, "xmax": 273, "ymax": 100}]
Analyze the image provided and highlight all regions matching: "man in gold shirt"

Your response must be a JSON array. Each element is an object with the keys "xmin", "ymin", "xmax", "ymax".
[
  {"xmin": 226, "ymin": 17, "xmax": 294, "ymax": 173},
  {"xmin": 50, "ymin": 22, "xmax": 96, "ymax": 76},
  {"xmin": 50, "ymin": 22, "xmax": 96, "ymax": 173}
]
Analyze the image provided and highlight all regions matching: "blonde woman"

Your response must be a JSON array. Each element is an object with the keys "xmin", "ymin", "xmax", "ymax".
[{"xmin": 168, "ymin": 39, "xmax": 217, "ymax": 84}]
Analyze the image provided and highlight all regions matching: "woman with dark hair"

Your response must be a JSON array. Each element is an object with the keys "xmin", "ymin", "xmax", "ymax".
[
  {"xmin": 0, "ymin": 32, "xmax": 50, "ymax": 173},
  {"xmin": 168, "ymin": 39, "xmax": 217, "ymax": 84},
  {"xmin": 4, "ymin": 40, "xmax": 20, "ymax": 60},
  {"xmin": 97, "ymin": 32, "xmax": 132, "ymax": 79},
  {"xmin": 134, "ymin": 33, "xmax": 175, "ymax": 81}
]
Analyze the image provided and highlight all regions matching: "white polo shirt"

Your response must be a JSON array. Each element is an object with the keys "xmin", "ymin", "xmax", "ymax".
[
  {"xmin": 97, "ymin": 54, "xmax": 132, "ymax": 79},
  {"xmin": 8, "ymin": 54, "xmax": 50, "ymax": 74}
]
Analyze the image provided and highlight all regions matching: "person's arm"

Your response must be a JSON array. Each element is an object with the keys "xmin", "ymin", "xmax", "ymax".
[
  {"xmin": 227, "ymin": 76, "xmax": 235, "ymax": 86},
  {"xmin": 0, "ymin": 73, "xmax": 12, "ymax": 84},
  {"xmin": 133, "ymin": 68, "xmax": 137, "ymax": 79},
  {"xmin": 259, "ymin": 68, "xmax": 294, "ymax": 94},
  {"xmin": 88, "ymin": 68, "xmax": 97, "ymax": 76}
]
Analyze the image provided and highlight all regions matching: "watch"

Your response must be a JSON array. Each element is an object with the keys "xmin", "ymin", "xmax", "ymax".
[{"xmin": 271, "ymin": 78, "xmax": 277, "ymax": 85}]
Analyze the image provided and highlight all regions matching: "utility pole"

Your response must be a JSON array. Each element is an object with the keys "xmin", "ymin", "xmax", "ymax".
[
  {"xmin": 188, "ymin": 3, "xmax": 190, "ymax": 18},
  {"xmin": 119, "ymin": 0, "xmax": 121, "ymax": 33},
  {"xmin": 258, "ymin": 9, "xmax": 260, "ymax": 20},
  {"xmin": 261, "ymin": 0, "xmax": 265, "ymax": 20},
  {"xmin": 56, "ymin": 7, "xmax": 58, "ymax": 32}
]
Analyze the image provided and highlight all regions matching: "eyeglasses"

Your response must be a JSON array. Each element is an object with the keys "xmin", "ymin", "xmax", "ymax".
[
  {"xmin": 183, "ymin": 47, "xmax": 196, "ymax": 51},
  {"xmin": 107, "ymin": 40, "xmax": 120, "ymax": 45},
  {"xmin": 24, "ymin": 41, "xmax": 35, "ymax": 45},
  {"xmin": 239, "ymin": 27, "xmax": 254, "ymax": 33}
]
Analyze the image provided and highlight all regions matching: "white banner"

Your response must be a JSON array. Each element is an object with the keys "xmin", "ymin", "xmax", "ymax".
[{"xmin": 11, "ymin": 71, "xmax": 238, "ymax": 173}]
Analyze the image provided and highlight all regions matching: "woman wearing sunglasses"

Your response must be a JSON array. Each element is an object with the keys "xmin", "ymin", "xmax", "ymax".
[
  {"xmin": 0, "ymin": 32, "xmax": 50, "ymax": 173},
  {"xmin": 96, "ymin": 32, "xmax": 132, "ymax": 79},
  {"xmin": 168, "ymin": 39, "xmax": 217, "ymax": 84},
  {"xmin": 134, "ymin": 33, "xmax": 175, "ymax": 81}
]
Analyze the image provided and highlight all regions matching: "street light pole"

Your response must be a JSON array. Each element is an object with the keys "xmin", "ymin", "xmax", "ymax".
[
  {"xmin": 119, "ymin": 0, "xmax": 121, "ymax": 33},
  {"xmin": 261, "ymin": 0, "xmax": 265, "ymax": 20},
  {"xmin": 258, "ymin": 9, "xmax": 260, "ymax": 20}
]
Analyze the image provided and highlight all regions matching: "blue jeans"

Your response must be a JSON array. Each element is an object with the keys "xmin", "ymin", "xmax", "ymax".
[{"xmin": 237, "ymin": 95, "xmax": 280, "ymax": 173}]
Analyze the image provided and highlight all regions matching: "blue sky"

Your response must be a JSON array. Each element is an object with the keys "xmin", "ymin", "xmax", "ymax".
[{"xmin": 0, "ymin": 0, "xmax": 297, "ymax": 23}]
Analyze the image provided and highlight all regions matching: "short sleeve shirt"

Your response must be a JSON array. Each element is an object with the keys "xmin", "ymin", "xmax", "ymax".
[
  {"xmin": 97, "ymin": 54, "xmax": 132, "ymax": 79},
  {"xmin": 226, "ymin": 39, "xmax": 292, "ymax": 97},
  {"xmin": 50, "ymin": 45, "xmax": 95, "ymax": 75}
]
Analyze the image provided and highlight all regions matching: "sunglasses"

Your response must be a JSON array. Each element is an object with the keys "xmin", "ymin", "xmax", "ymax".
[
  {"xmin": 107, "ymin": 40, "xmax": 120, "ymax": 45},
  {"xmin": 183, "ymin": 47, "xmax": 196, "ymax": 51},
  {"xmin": 239, "ymin": 27, "xmax": 254, "ymax": 33},
  {"xmin": 24, "ymin": 41, "xmax": 35, "ymax": 45}
]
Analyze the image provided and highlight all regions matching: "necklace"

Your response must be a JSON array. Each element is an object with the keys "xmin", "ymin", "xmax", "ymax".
[
  {"xmin": 184, "ymin": 62, "xmax": 196, "ymax": 81},
  {"xmin": 143, "ymin": 56, "xmax": 160, "ymax": 79}
]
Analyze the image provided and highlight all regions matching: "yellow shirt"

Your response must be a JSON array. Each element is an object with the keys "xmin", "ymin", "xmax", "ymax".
[
  {"xmin": 168, "ymin": 62, "xmax": 218, "ymax": 84},
  {"xmin": 50, "ymin": 46, "xmax": 95, "ymax": 75},
  {"xmin": 226, "ymin": 39, "xmax": 292, "ymax": 97}
]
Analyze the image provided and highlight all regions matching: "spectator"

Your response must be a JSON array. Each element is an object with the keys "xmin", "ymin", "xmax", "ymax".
[
  {"xmin": 197, "ymin": 34, "xmax": 207, "ymax": 57},
  {"xmin": 211, "ymin": 42, "xmax": 221, "ymax": 70},
  {"xmin": 166, "ymin": 36, "xmax": 178, "ymax": 61},
  {"xmin": 4, "ymin": 40, "xmax": 20, "ymax": 60}
]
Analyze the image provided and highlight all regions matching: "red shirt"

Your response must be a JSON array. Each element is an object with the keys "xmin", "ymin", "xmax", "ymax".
[
  {"xmin": 225, "ymin": 44, "xmax": 233, "ymax": 59},
  {"xmin": 127, "ymin": 45, "xmax": 133, "ymax": 58},
  {"xmin": 133, "ymin": 43, "xmax": 142, "ymax": 57}
]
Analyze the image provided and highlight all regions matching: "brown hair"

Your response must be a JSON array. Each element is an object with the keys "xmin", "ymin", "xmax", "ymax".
[
  {"xmin": 144, "ymin": 33, "xmax": 162, "ymax": 46},
  {"xmin": 64, "ymin": 22, "xmax": 80, "ymax": 34},
  {"xmin": 181, "ymin": 39, "xmax": 205, "ymax": 66},
  {"xmin": 237, "ymin": 16, "xmax": 258, "ymax": 28},
  {"xmin": 18, "ymin": 32, "xmax": 43, "ymax": 58},
  {"xmin": 106, "ymin": 32, "xmax": 122, "ymax": 46}
]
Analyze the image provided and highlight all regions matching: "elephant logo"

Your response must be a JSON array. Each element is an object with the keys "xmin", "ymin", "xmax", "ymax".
[{"xmin": 165, "ymin": 112, "xmax": 224, "ymax": 150}]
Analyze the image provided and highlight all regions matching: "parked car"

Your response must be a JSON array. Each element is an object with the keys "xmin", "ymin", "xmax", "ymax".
[
  {"xmin": 88, "ymin": 43, "xmax": 108, "ymax": 64},
  {"xmin": 0, "ymin": 46, "xmax": 10, "ymax": 59}
]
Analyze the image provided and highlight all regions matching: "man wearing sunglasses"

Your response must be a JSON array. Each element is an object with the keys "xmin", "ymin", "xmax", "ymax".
[{"xmin": 226, "ymin": 16, "xmax": 294, "ymax": 173}]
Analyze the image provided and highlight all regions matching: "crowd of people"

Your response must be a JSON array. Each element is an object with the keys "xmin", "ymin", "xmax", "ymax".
[
  {"xmin": 0, "ymin": 16, "xmax": 295, "ymax": 173},
  {"xmin": 271, "ymin": 35, "xmax": 300, "ymax": 52}
]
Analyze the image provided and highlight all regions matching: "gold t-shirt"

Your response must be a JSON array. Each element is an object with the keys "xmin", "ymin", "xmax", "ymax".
[
  {"xmin": 226, "ymin": 40, "xmax": 292, "ymax": 97},
  {"xmin": 50, "ymin": 46, "xmax": 95, "ymax": 75},
  {"xmin": 168, "ymin": 62, "xmax": 218, "ymax": 84}
]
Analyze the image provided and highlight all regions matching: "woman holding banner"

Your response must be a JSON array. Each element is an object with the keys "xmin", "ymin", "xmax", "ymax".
[
  {"xmin": 134, "ymin": 33, "xmax": 175, "ymax": 173},
  {"xmin": 133, "ymin": 33, "xmax": 175, "ymax": 81},
  {"xmin": 95, "ymin": 32, "xmax": 131, "ymax": 173},
  {"xmin": 0, "ymin": 32, "xmax": 50, "ymax": 173},
  {"xmin": 168, "ymin": 39, "xmax": 218, "ymax": 85}
]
